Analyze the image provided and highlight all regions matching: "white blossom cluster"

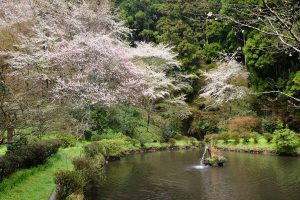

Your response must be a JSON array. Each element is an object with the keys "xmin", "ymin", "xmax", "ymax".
[{"xmin": 199, "ymin": 58, "xmax": 249, "ymax": 107}]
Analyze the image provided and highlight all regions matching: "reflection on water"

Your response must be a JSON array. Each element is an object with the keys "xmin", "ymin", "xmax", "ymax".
[{"xmin": 86, "ymin": 150, "xmax": 300, "ymax": 200}]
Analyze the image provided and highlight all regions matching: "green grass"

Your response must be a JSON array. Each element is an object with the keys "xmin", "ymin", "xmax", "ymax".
[
  {"xmin": 0, "ymin": 145, "xmax": 6, "ymax": 156},
  {"xmin": 143, "ymin": 142, "xmax": 170, "ymax": 148},
  {"xmin": 0, "ymin": 142, "xmax": 88, "ymax": 200},
  {"xmin": 0, "ymin": 135, "xmax": 199, "ymax": 200},
  {"xmin": 215, "ymin": 137, "xmax": 276, "ymax": 152},
  {"xmin": 174, "ymin": 137, "xmax": 199, "ymax": 147},
  {"xmin": 143, "ymin": 137, "xmax": 199, "ymax": 149}
]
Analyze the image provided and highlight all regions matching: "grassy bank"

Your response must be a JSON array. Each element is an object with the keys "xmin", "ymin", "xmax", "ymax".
[
  {"xmin": 0, "ymin": 145, "xmax": 6, "ymax": 156},
  {"xmin": 214, "ymin": 138, "xmax": 300, "ymax": 155},
  {"xmin": 0, "ymin": 135, "xmax": 199, "ymax": 200},
  {"xmin": 0, "ymin": 142, "xmax": 87, "ymax": 200}
]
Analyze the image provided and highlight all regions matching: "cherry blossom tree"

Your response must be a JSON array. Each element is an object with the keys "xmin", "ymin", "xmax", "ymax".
[
  {"xmin": 0, "ymin": 0, "xmax": 131, "ymax": 139},
  {"xmin": 0, "ymin": 0, "xmax": 186, "ymax": 138},
  {"xmin": 199, "ymin": 55, "xmax": 249, "ymax": 108}
]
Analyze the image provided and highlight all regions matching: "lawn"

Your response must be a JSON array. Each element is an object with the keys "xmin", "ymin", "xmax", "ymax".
[
  {"xmin": 215, "ymin": 137, "xmax": 276, "ymax": 152},
  {"xmin": 0, "ymin": 142, "xmax": 87, "ymax": 200},
  {"xmin": 0, "ymin": 145, "xmax": 6, "ymax": 156}
]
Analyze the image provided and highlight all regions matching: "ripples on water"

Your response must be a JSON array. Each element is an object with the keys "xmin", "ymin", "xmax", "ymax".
[{"xmin": 86, "ymin": 150, "xmax": 300, "ymax": 200}]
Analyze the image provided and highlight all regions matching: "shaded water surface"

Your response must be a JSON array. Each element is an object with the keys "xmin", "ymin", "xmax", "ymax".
[{"xmin": 86, "ymin": 150, "xmax": 300, "ymax": 200}]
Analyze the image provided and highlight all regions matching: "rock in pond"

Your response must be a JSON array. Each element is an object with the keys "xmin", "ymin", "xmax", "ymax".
[{"xmin": 203, "ymin": 156, "xmax": 227, "ymax": 167}]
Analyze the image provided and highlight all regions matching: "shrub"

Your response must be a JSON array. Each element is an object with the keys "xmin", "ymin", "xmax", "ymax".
[
  {"xmin": 0, "ymin": 140, "xmax": 61, "ymax": 181},
  {"xmin": 97, "ymin": 139, "xmax": 129, "ymax": 157},
  {"xmin": 73, "ymin": 157, "xmax": 93, "ymax": 171},
  {"xmin": 220, "ymin": 132, "xmax": 230, "ymax": 143},
  {"xmin": 91, "ymin": 105, "xmax": 145, "ymax": 136},
  {"xmin": 133, "ymin": 126, "xmax": 163, "ymax": 144},
  {"xmin": 228, "ymin": 132, "xmax": 240, "ymax": 144},
  {"xmin": 173, "ymin": 133, "xmax": 183, "ymax": 140},
  {"xmin": 57, "ymin": 134, "xmax": 76, "ymax": 148},
  {"xmin": 130, "ymin": 138, "xmax": 141, "ymax": 148},
  {"xmin": 228, "ymin": 116, "xmax": 261, "ymax": 133},
  {"xmin": 250, "ymin": 132, "xmax": 260, "ymax": 143},
  {"xmin": 95, "ymin": 130, "xmax": 131, "ymax": 141},
  {"xmin": 72, "ymin": 155, "xmax": 105, "ymax": 185},
  {"xmin": 190, "ymin": 117, "xmax": 219, "ymax": 136},
  {"xmin": 189, "ymin": 137, "xmax": 199, "ymax": 146},
  {"xmin": 83, "ymin": 130, "xmax": 93, "ymax": 141},
  {"xmin": 94, "ymin": 154, "xmax": 106, "ymax": 166},
  {"xmin": 91, "ymin": 135, "xmax": 102, "ymax": 141},
  {"xmin": 168, "ymin": 138, "xmax": 176, "ymax": 147},
  {"xmin": 261, "ymin": 117, "xmax": 278, "ymax": 133},
  {"xmin": 55, "ymin": 170, "xmax": 85, "ymax": 200},
  {"xmin": 84, "ymin": 142, "xmax": 105, "ymax": 158},
  {"xmin": 272, "ymin": 128, "xmax": 299, "ymax": 154},
  {"xmin": 204, "ymin": 134, "xmax": 220, "ymax": 143},
  {"xmin": 66, "ymin": 194, "xmax": 84, "ymax": 200},
  {"xmin": 85, "ymin": 138, "xmax": 138, "ymax": 159},
  {"xmin": 6, "ymin": 137, "xmax": 28, "ymax": 153},
  {"xmin": 240, "ymin": 133, "xmax": 251, "ymax": 144},
  {"xmin": 263, "ymin": 132, "xmax": 273, "ymax": 143}
]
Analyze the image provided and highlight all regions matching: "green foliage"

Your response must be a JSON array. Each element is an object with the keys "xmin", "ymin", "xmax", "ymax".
[
  {"xmin": 66, "ymin": 194, "xmax": 84, "ymax": 200},
  {"xmin": 91, "ymin": 105, "xmax": 146, "ymax": 137},
  {"xmin": 97, "ymin": 139, "xmax": 136, "ymax": 157},
  {"xmin": 173, "ymin": 133, "xmax": 183, "ymax": 140},
  {"xmin": 219, "ymin": 132, "xmax": 230, "ymax": 143},
  {"xmin": 286, "ymin": 71, "xmax": 300, "ymax": 95},
  {"xmin": 200, "ymin": 43, "xmax": 222, "ymax": 63},
  {"xmin": 0, "ymin": 141, "xmax": 84, "ymax": 200},
  {"xmin": 0, "ymin": 140, "xmax": 61, "ymax": 181},
  {"xmin": 73, "ymin": 157, "xmax": 93, "ymax": 171},
  {"xmin": 168, "ymin": 138, "xmax": 176, "ymax": 147},
  {"xmin": 228, "ymin": 132, "xmax": 240, "ymax": 144},
  {"xmin": 263, "ymin": 132, "xmax": 273, "ymax": 143},
  {"xmin": 91, "ymin": 135, "xmax": 102, "ymax": 141},
  {"xmin": 190, "ymin": 117, "xmax": 219, "ymax": 136},
  {"xmin": 0, "ymin": 145, "xmax": 6, "ymax": 156},
  {"xmin": 114, "ymin": 0, "xmax": 162, "ymax": 42},
  {"xmin": 6, "ymin": 137, "xmax": 28, "ymax": 154},
  {"xmin": 244, "ymin": 32, "xmax": 276, "ymax": 69},
  {"xmin": 250, "ymin": 132, "xmax": 259, "ymax": 143},
  {"xmin": 72, "ymin": 155, "xmax": 105, "ymax": 186},
  {"xmin": 133, "ymin": 126, "xmax": 163, "ymax": 144},
  {"xmin": 240, "ymin": 132, "xmax": 251, "ymax": 144},
  {"xmin": 83, "ymin": 130, "xmax": 93, "ymax": 141},
  {"xmin": 261, "ymin": 117, "xmax": 278, "ymax": 133},
  {"xmin": 95, "ymin": 130, "xmax": 128, "ymax": 140},
  {"xmin": 85, "ymin": 138, "xmax": 139, "ymax": 158},
  {"xmin": 204, "ymin": 134, "xmax": 220, "ymax": 143},
  {"xmin": 272, "ymin": 127, "xmax": 299, "ymax": 154},
  {"xmin": 57, "ymin": 134, "xmax": 77, "ymax": 148},
  {"xmin": 84, "ymin": 142, "xmax": 105, "ymax": 158},
  {"xmin": 55, "ymin": 170, "xmax": 85, "ymax": 200}
]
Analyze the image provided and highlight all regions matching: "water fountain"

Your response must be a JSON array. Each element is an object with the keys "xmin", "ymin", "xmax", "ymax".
[
  {"xmin": 192, "ymin": 145, "xmax": 209, "ymax": 169},
  {"xmin": 203, "ymin": 145, "xmax": 227, "ymax": 167},
  {"xmin": 193, "ymin": 144, "xmax": 226, "ymax": 169},
  {"xmin": 200, "ymin": 145, "xmax": 208, "ymax": 166}
]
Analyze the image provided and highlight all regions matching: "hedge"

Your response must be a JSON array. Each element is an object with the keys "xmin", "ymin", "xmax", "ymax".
[{"xmin": 0, "ymin": 140, "xmax": 61, "ymax": 181}]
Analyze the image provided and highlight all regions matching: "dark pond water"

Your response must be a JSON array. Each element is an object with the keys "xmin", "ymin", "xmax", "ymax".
[{"xmin": 86, "ymin": 150, "xmax": 300, "ymax": 200}]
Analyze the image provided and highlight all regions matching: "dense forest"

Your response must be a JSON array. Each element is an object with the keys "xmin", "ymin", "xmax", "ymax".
[
  {"xmin": 0, "ymin": 0, "xmax": 299, "ymax": 200},
  {"xmin": 114, "ymin": 0, "xmax": 300, "ymax": 135}
]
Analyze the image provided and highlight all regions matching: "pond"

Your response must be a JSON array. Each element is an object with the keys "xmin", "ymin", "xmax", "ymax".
[{"xmin": 86, "ymin": 149, "xmax": 300, "ymax": 200}]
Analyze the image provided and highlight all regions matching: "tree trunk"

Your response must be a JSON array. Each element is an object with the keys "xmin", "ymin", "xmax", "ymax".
[
  {"xmin": 7, "ymin": 126, "xmax": 14, "ymax": 142},
  {"xmin": 147, "ymin": 109, "xmax": 150, "ymax": 132},
  {"xmin": 182, "ymin": 116, "xmax": 193, "ymax": 136}
]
